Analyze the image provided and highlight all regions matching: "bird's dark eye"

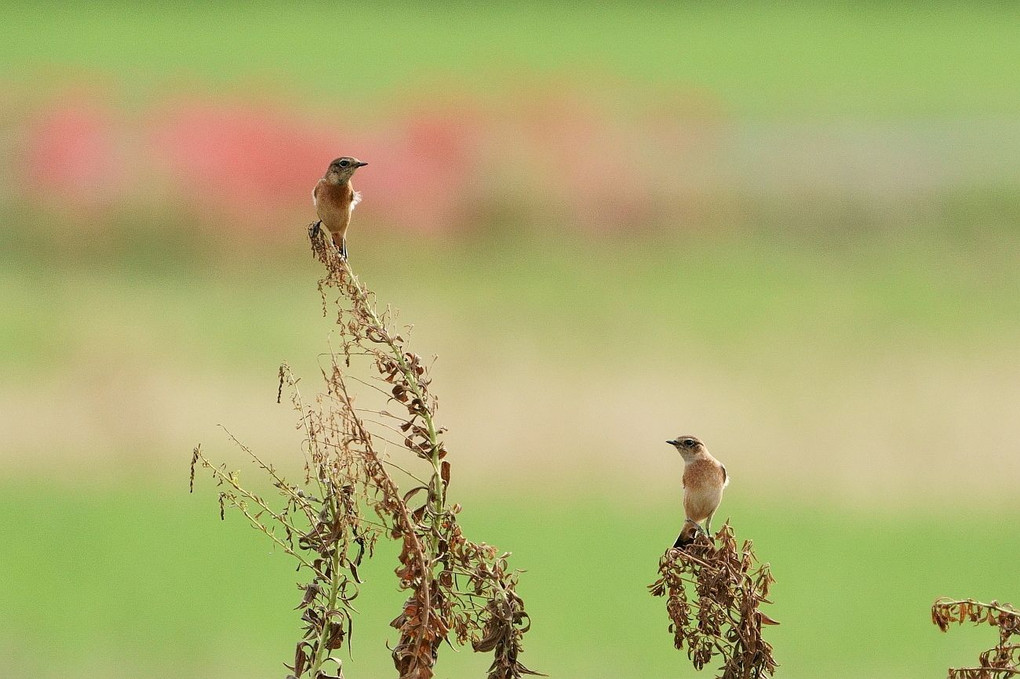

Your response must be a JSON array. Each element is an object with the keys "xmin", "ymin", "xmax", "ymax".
[
  {"xmin": 683, "ymin": 438, "xmax": 695, "ymax": 447},
  {"xmin": 339, "ymin": 160, "xmax": 350, "ymax": 167}
]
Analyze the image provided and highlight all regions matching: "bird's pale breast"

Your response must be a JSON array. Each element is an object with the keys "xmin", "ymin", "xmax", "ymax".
[{"xmin": 682, "ymin": 458, "xmax": 726, "ymax": 522}]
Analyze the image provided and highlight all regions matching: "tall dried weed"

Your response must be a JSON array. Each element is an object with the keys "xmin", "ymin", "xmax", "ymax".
[
  {"xmin": 648, "ymin": 523, "xmax": 778, "ymax": 679},
  {"xmin": 932, "ymin": 597, "xmax": 1020, "ymax": 678},
  {"xmin": 190, "ymin": 226, "xmax": 538, "ymax": 679}
]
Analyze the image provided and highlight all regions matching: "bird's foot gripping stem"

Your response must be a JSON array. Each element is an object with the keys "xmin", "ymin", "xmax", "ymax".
[{"xmin": 688, "ymin": 518, "xmax": 711, "ymax": 537}]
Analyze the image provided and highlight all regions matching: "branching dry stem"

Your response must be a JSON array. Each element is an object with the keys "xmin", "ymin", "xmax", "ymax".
[
  {"xmin": 933, "ymin": 597, "xmax": 1020, "ymax": 678},
  {"xmin": 649, "ymin": 523, "xmax": 778, "ymax": 679},
  {"xmin": 190, "ymin": 228, "xmax": 537, "ymax": 679}
]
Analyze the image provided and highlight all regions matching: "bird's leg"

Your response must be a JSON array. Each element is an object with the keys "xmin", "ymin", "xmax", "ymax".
[
  {"xmin": 309, "ymin": 220, "xmax": 322, "ymax": 238},
  {"xmin": 688, "ymin": 517, "xmax": 711, "ymax": 537},
  {"xmin": 686, "ymin": 517, "xmax": 710, "ymax": 537},
  {"xmin": 340, "ymin": 237, "xmax": 348, "ymax": 260},
  {"xmin": 704, "ymin": 513, "xmax": 715, "ymax": 538},
  {"xmin": 327, "ymin": 231, "xmax": 344, "ymax": 256}
]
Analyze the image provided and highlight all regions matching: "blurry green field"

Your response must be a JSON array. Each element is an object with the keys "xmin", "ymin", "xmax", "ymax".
[
  {"xmin": 0, "ymin": 483, "xmax": 1015, "ymax": 679},
  {"xmin": 3, "ymin": 3, "xmax": 1020, "ymax": 118},
  {"xmin": 3, "ymin": 233, "xmax": 1019, "ymax": 380}
]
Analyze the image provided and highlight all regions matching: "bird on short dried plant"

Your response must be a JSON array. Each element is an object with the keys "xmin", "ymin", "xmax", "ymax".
[
  {"xmin": 312, "ymin": 156, "xmax": 368, "ymax": 259},
  {"xmin": 667, "ymin": 435, "xmax": 729, "ymax": 548}
]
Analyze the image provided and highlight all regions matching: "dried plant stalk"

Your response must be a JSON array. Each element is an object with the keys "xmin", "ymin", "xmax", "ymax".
[
  {"xmin": 648, "ymin": 523, "xmax": 778, "ymax": 679},
  {"xmin": 190, "ymin": 226, "xmax": 538, "ymax": 679},
  {"xmin": 933, "ymin": 597, "xmax": 1020, "ymax": 678}
]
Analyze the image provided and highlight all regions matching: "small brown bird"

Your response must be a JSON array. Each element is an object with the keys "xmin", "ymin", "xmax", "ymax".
[
  {"xmin": 312, "ymin": 156, "xmax": 368, "ymax": 258},
  {"xmin": 667, "ymin": 435, "xmax": 729, "ymax": 547}
]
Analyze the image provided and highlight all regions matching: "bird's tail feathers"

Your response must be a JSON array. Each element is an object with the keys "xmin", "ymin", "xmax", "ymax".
[{"xmin": 672, "ymin": 521, "xmax": 702, "ymax": 549}]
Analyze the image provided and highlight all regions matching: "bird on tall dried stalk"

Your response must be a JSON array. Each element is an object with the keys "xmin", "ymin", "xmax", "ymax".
[
  {"xmin": 667, "ymin": 435, "xmax": 729, "ymax": 548},
  {"xmin": 312, "ymin": 156, "xmax": 368, "ymax": 258}
]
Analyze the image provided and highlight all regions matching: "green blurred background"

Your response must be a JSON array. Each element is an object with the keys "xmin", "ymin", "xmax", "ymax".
[{"xmin": 2, "ymin": 3, "xmax": 1019, "ymax": 678}]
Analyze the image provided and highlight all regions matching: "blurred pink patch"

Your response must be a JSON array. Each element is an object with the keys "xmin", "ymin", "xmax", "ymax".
[
  {"xmin": 13, "ymin": 83, "xmax": 728, "ymax": 241},
  {"xmin": 22, "ymin": 96, "xmax": 131, "ymax": 216},
  {"xmin": 360, "ymin": 111, "xmax": 480, "ymax": 235},
  {"xmin": 150, "ymin": 101, "xmax": 343, "ymax": 233}
]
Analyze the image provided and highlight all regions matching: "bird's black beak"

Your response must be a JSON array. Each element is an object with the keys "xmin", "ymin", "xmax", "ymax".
[
  {"xmin": 356, "ymin": 161, "xmax": 368, "ymax": 167},
  {"xmin": 666, "ymin": 439, "xmax": 677, "ymax": 446}
]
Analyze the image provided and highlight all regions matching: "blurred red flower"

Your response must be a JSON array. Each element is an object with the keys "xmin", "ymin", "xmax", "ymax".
[
  {"xmin": 149, "ymin": 100, "xmax": 343, "ymax": 233},
  {"xmin": 359, "ymin": 110, "xmax": 481, "ymax": 235},
  {"xmin": 22, "ymin": 95, "xmax": 132, "ymax": 218}
]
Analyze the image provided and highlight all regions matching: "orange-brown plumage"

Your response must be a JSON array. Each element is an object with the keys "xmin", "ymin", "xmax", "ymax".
[
  {"xmin": 312, "ymin": 156, "xmax": 366, "ymax": 258},
  {"xmin": 667, "ymin": 435, "xmax": 729, "ymax": 546},
  {"xmin": 682, "ymin": 458, "xmax": 727, "ymax": 523},
  {"xmin": 314, "ymin": 179, "xmax": 355, "ymax": 249}
]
